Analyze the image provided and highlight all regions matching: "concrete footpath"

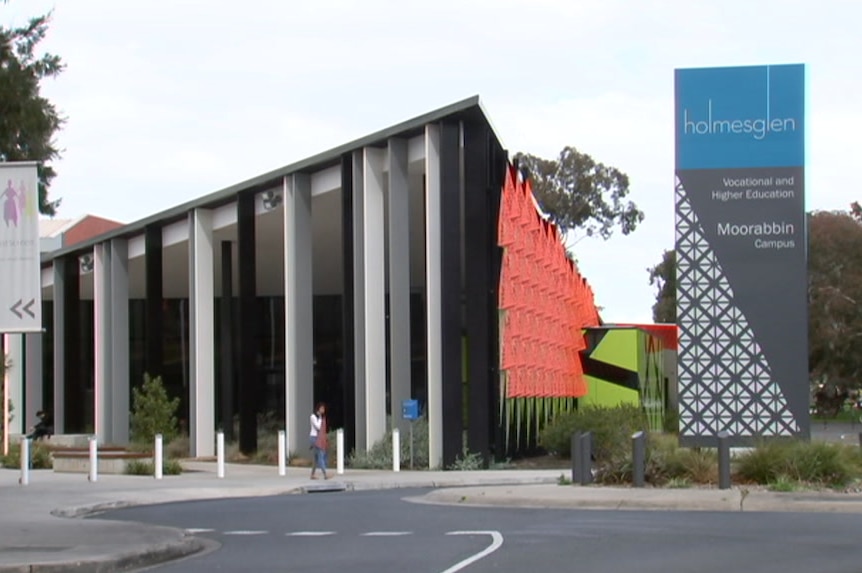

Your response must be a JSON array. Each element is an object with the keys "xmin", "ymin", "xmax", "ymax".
[{"xmin": 3, "ymin": 462, "xmax": 862, "ymax": 573}]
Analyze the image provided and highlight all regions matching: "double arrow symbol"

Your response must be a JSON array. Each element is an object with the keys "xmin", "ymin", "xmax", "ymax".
[{"xmin": 10, "ymin": 299, "xmax": 36, "ymax": 320}]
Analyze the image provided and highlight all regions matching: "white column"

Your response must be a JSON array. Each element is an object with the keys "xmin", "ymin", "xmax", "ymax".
[
  {"xmin": 352, "ymin": 151, "xmax": 367, "ymax": 450},
  {"xmin": 93, "ymin": 244, "xmax": 112, "ymax": 444},
  {"xmin": 110, "ymin": 239, "xmax": 130, "ymax": 444},
  {"xmin": 284, "ymin": 174, "xmax": 314, "ymax": 455},
  {"xmin": 363, "ymin": 147, "xmax": 387, "ymax": 450},
  {"xmin": 24, "ymin": 332, "xmax": 43, "ymax": 430},
  {"xmin": 425, "ymin": 124, "xmax": 443, "ymax": 469},
  {"xmin": 52, "ymin": 261, "xmax": 65, "ymax": 433},
  {"xmin": 189, "ymin": 209, "xmax": 215, "ymax": 457},
  {"xmin": 387, "ymin": 138, "xmax": 411, "ymax": 434},
  {"xmin": 5, "ymin": 334, "xmax": 24, "ymax": 435}
]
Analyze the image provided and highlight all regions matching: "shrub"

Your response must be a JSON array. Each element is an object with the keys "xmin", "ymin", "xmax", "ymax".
[
  {"xmin": 489, "ymin": 458, "xmax": 517, "ymax": 470},
  {"xmin": 131, "ymin": 374, "xmax": 180, "ymax": 445},
  {"xmin": 0, "ymin": 441, "xmax": 53, "ymax": 469},
  {"xmin": 166, "ymin": 435, "xmax": 190, "ymax": 459},
  {"xmin": 125, "ymin": 459, "xmax": 183, "ymax": 476},
  {"xmin": 225, "ymin": 417, "xmax": 294, "ymax": 465},
  {"xmin": 256, "ymin": 411, "xmax": 283, "ymax": 435},
  {"xmin": 539, "ymin": 405, "xmax": 647, "ymax": 462},
  {"xmin": 646, "ymin": 433, "xmax": 718, "ymax": 485},
  {"xmin": 662, "ymin": 407, "xmax": 680, "ymax": 434},
  {"xmin": 349, "ymin": 417, "xmax": 430, "ymax": 470},
  {"xmin": 249, "ymin": 432, "xmax": 280, "ymax": 465},
  {"xmin": 538, "ymin": 405, "xmax": 647, "ymax": 484},
  {"xmin": 735, "ymin": 441, "xmax": 785, "ymax": 484},
  {"xmin": 736, "ymin": 440, "xmax": 862, "ymax": 487},
  {"xmin": 448, "ymin": 451, "xmax": 484, "ymax": 471}
]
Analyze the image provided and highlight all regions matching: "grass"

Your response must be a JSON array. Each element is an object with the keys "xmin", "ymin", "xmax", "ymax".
[
  {"xmin": 666, "ymin": 477, "xmax": 692, "ymax": 489},
  {"xmin": 767, "ymin": 474, "xmax": 800, "ymax": 492},
  {"xmin": 811, "ymin": 410, "xmax": 861, "ymax": 424},
  {"xmin": 125, "ymin": 459, "xmax": 183, "ymax": 476},
  {"xmin": 736, "ymin": 440, "xmax": 862, "ymax": 487},
  {"xmin": 644, "ymin": 433, "xmax": 718, "ymax": 486}
]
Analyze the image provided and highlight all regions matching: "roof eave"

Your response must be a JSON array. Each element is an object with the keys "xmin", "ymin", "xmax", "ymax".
[{"xmin": 42, "ymin": 95, "xmax": 497, "ymax": 263}]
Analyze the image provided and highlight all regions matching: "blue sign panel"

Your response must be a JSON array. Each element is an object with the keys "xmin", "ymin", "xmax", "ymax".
[
  {"xmin": 675, "ymin": 65, "xmax": 805, "ymax": 169},
  {"xmin": 401, "ymin": 399, "xmax": 419, "ymax": 421},
  {"xmin": 674, "ymin": 64, "xmax": 808, "ymax": 446}
]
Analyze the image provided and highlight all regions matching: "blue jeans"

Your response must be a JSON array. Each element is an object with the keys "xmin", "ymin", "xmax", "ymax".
[{"xmin": 310, "ymin": 436, "xmax": 327, "ymax": 472}]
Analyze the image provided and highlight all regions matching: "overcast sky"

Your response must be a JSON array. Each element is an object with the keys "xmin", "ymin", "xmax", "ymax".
[{"xmin": 4, "ymin": 0, "xmax": 860, "ymax": 322}]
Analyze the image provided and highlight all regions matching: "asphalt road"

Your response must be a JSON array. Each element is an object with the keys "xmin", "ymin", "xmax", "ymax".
[{"xmin": 106, "ymin": 489, "xmax": 862, "ymax": 573}]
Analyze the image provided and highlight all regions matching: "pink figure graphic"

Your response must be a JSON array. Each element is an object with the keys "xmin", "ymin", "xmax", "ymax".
[
  {"xmin": 1, "ymin": 179, "xmax": 20, "ymax": 227},
  {"xmin": 20, "ymin": 180, "xmax": 35, "ymax": 218},
  {"xmin": 17, "ymin": 180, "xmax": 27, "ymax": 216}
]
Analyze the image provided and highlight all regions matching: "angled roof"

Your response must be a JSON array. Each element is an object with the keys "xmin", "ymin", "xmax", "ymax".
[
  {"xmin": 40, "ymin": 218, "xmax": 76, "ymax": 239},
  {"xmin": 44, "ymin": 96, "xmax": 499, "ymax": 262}
]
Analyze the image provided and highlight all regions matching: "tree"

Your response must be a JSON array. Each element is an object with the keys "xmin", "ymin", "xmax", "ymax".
[
  {"xmin": 131, "ymin": 374, "xmax": 180, "ymax": 445},
  {"xmin": 0, "ymin": 11, "xmax": 65, "ymax": 215},
  {"xmin": 807, "ymin": 209, "xmax": 862, "ymax": 384},
  {"xmin": 513, "ymin": 147, "xmax": 644, "ymax": 240},
  {"xmin": 647, "ymin": 249, "xmax": 676, "ymax": 323}
]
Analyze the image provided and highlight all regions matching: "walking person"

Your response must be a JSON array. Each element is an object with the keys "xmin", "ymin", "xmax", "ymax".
[{"xmin": 309, "ymin": 403, "xmax": 330, "ymax": 480}]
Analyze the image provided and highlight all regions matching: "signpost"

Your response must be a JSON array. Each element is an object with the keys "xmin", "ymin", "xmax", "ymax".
[
  {"xmin": 401, "ymin": 399, "xmax": 419, "ymax": 469},
  {"xmin": 0, "ymin": 162, "xmax": 41, "ymax": 333},
  {"xmin": 1, "ymin": 162, "xmax": 41, "ymax": 457},
  {"xmin": 674, "ymin": 65, "xmax": 807, "ymax": 446}
]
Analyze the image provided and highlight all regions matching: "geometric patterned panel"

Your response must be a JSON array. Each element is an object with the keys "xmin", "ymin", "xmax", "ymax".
[{"xmin": 676, "ymin": 177, "xmax": 798, "ymax": 437}]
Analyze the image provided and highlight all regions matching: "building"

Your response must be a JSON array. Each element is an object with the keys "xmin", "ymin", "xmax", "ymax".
[
  {"xmin": 580, "ymin": 324, "xmax": 677, "ymax": 432},
  {"xmin": 5, "ymin": 97, "xmax": 603, "ymax": 467},
  {"xmin": 39, "ymin": 215, "xmax": 124, "ymax": 252}
]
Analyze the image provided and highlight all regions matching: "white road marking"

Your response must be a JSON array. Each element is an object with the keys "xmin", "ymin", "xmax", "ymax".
[
  {"xmin": 185, "ymin": 528, "xmax": 215, "ymax": 534},
  {"xmin": 286, "ymin": 531, "xmax": 336, "ymax": 536},
  {"xmin": 441, "ymin": 531, "xmax": 504, "ymax": 573},
  {"xmin": 223, "ymin": 530, "xmax": 268, "ymax": 536},
  {"xmin": 362, "ymin": 531, "xmax": 413, "ymax": 537}
]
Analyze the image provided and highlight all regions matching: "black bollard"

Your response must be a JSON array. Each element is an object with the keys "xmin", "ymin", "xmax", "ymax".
[
  {"xmin": 580, "ymin": 431, "xmax": 593, "ymax": 485},
  {"xmin": 632, "ymin": 431, "xmax": 646, "ymax": 488},
  {"xmin": 571, "ymin": 432, "xmax": 582, "ymax": 484},
  {"xmin": 718, "ymin": 431, "xmax": 731, "ymax": 490}
]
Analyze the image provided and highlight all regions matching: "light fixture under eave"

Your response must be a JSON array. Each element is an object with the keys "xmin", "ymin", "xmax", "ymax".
[
  {"xmin": 79, "ymin": 253, "xmax": 94, "ymax": 274},
  {"xmin": 262, "ymin": 189, "xmax": 283, "ymax": 211}
]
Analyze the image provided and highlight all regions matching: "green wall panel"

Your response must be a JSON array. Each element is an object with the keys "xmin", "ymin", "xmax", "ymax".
[
  {"xmin": 581, "ymin": 376, "xmax": 639, "ymax": 408},
  {"xmin": 590, "ymin": 329, "xmax": 638, "ymax": 372}
]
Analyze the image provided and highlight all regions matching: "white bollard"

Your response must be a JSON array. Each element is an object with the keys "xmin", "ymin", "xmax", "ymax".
[
  {"xmin": 154, "ymin": 434, "xmax": 163, "ymax": 480},
  {"xmin": 88, "ymin": 436, "xmax": 98, "ymax": 482},
  {"xmin": 336, "ymin": 428, "xmax": 344, "ymax": 475},
  {"xmin": 278, "ymin": 430, "xmax": 286, "ymax": 477},
  {"xmin": 393, "ymin": 428, "xmax": 401, "ymax": 472},
  {"xmin": 19, "ymin": 437, "xmax": 29, "ymax": 486},
  {"xmin": 216, "ymin": 431, "xmax": 225, "ymax": 479}
]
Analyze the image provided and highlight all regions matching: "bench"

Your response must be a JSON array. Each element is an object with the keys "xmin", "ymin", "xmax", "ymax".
[
  {"xmin": 52, "ymin": 448, "xmax": 153, "ymax": 474},
  {"xmin": 19, "ymin": 434, "xmax": 92, "ymax": 448}
]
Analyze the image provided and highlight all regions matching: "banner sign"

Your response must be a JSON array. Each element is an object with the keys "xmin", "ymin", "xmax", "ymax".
[
  {"xmin": 674, "ymin": 64, "xmax": 807, "ymax": 445},
  {"xmin": 0, "ymin": 162, "xmax": 41, "ymax": 333}
]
